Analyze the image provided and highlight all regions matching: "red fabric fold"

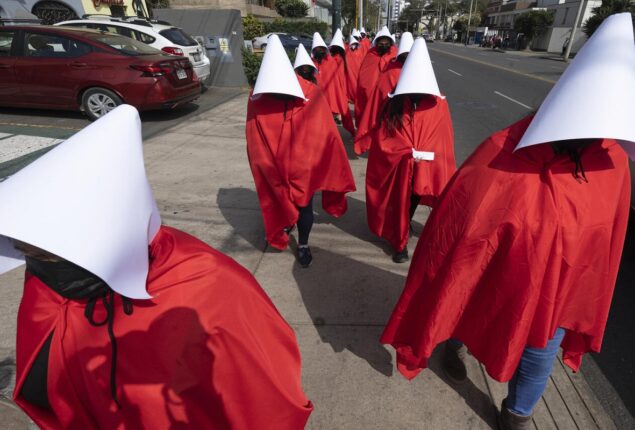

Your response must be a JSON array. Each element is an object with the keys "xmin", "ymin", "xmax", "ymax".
[
  {"xmin": 246, "ymin": 78, "xmax": 356, "ymax": 250},
  {"xmin": 314, "ymin": 55, "xmax": 355, "ymax": 135},
  {"xmin": 354, "ymin": 59, "xmax": 403, "ymax": 155},
  {"xmin": 381, "ymin": 115, "xmax": 631, "ymax": 382},
  {"xmin": 366, "ymin": 96, "xmax": 456, "ymax": 252},
  {"xmin": 14, "ymin": 226, "xmax": 313, "ymax": 429},
  {"xmin": 345, "ymin": 46, "xmax": 365, "ymax": 105}
]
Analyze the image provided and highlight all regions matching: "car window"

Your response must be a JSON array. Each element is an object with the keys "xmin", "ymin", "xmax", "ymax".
[
  {"xmin": 89, "ymin": 33, "xmax": 160, "ymax": 56},
  {"xmin": 25, "ymin": 33, "xmax": 92, "ymax": 58},
  {"xmin": 0, "ymin": 31, "xmax": 15, "ymax": 57},
  {"xmin": 158, "ymin": 28, "xmax": 198, "ymax": 46},
  {"xmin": 132, "ymin": 30, "xmax": 156, "ymax": 44}
]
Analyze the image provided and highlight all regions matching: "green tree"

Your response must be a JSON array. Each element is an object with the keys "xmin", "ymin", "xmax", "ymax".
[
  {"xmin": 274, "ymin": 0, "xmax": 309, "ymax": 18},
  {"xmin": 514, "ymin": 10, "xmax": 554, "ymax": 49},
  {"xmin": 583, "ymin": 0, "xmax": 635, "ymax": 37},
  {"xmin": 242, "ymin": 14, "xmax": 266, "ymax": 41}
]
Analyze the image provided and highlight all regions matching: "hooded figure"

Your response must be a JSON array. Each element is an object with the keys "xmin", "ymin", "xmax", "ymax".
[
  {"xmin": 354, "ymin": 26, "xmax": 397, "ymax": 139},
  {"xmin": 365, "ymin": 37, "xmax": 455, "ymax": 262},
  {"xmin": 381, "ymin": 13, "xmax": 633, "ymax": 427},
  {"xmin": 354, "ymin": 32, "xmax": 414, "ymax": 154},
  {"xmin": 359, "ymin": 27, "xmax": 371, "ymax": 52},
  {"xmin": 294, "ymin": 43, "xmax": 318, "ymax": 84},
  {"xmin": 0, "ymin": 104, "xmax": 314, "ymax": 429},
  {"xmin": 346, "ymin": 34, "xmax": 365, "ymax": 102},
  {"xmin": 318, "ymin": 28, "xmax": 355, "ymax": 135},
  {"xmin": 246, "ymin": 35, "xmax": 356, "ymax": 264}
]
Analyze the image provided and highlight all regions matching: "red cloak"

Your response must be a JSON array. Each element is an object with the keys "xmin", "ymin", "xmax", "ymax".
[
  {"xmin": 313, "ymin": 55, "xmax": 355, "ymax": 135},
  {"xmin": 366, "ymin": 96, "xmax": 456, "ymax": 252},
  {"xmin": 354, "ymin": 46, "xmax": 397, "ymax": 137},
  {"xmin": 246, "ymin": 78, "xmax": 356, "ymax": 250},
  {"xmin": 360, "ymin": 38, "xmax": 371, "ymax": 53},
  {"xmin": 354, "ymin": 59, "xmax": 403, "ymax": 155},
  {"xmin": 381, "ymin": 115, "xmax": 631, "ymax": 382},
  {"xmin": 345, "ymin": 46, "xmax": 365, "ymax": 104},
  {"xmin": 13, "ymin": 226, "xmax": 313, "ymax": 429}
]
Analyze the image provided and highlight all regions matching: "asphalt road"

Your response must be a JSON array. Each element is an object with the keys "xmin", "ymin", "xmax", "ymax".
[{"xmin": 429, "ymin": 42, "xmax": 634, "ymax": 427}]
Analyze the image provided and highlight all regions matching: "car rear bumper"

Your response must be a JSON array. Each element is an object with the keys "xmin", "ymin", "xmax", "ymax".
[
  {"xmin": 135, "ymin": 80, "xmax": 202, "ymax": 111},
  {"xmin": 194, "ymin": 62, "xmax": 211, "ymax": 84}
]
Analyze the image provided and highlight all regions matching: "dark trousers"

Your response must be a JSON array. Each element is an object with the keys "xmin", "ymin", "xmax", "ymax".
[{"xmin": 297, "ymin": 197, "xmax": 314, "ymax": 245}]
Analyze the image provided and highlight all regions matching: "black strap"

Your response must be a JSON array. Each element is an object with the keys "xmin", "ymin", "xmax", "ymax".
[{"xmin": 84, "ymin": 291, "xmax": 133, "ymax": 409}]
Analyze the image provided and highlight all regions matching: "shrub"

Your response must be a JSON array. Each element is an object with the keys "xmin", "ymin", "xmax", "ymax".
[
  {"xmin": 264, "ymin": 18, "xmax": 328, "ymax": 38},
  {"xmin": 274, "ymin": 0, "xmax": 309, "ymax": 18},
  {"xmin": 243, "ymin": 14, "xmax": 266, "ymax": 41},
  {"xmin": 242, "ymin": 47, "xmax": 263, "ymax": 87}
]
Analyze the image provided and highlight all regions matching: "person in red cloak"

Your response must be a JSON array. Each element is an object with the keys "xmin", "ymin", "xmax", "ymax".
[
  {"xmin": 247, "ymin": 35, "xmax": 356, "ymax": 266},
  {"xmin": 323, "ymin": 29, "xmax": 355, "ymax": 136},
  {"xmin": 354, "ymin": 27, "xmax": 397, "ymax": 154},
  {"xmin": 359, "ymin": 29, "xmax": 371, "ymax": 53},
  {"xmin": 0, "ymin": 105, "xmax": 313, "ymax": 429},
  {"xmin": 354, "ymin": 32, "xmax": 414, "ymax": 155},
  {"xmin": 346, "ymin": 35, "xmax": 365, "ymax": 104},
  {"xmin": 381, "ymin": 13, "xmax": 634, "ymax": 430},
  {"xmin": 366, "ymin": 37, "xmax": 455, "ymax": 263}
]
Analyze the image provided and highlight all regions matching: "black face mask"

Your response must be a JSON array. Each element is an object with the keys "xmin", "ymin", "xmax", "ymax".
[
  {"xmin": 298, "ymin": 69, "xmax": 316, "ymax": 83},
  {"xmin": 25, "ymin": 256, "xmax": 110, "ymax": 299},
  {"xmin": 313, "ymin": 51, "xmax": 326, "ymax": 61},
  {"xmin": 377, "ymin": 45, "xmax": 390, "ymax": 56}
]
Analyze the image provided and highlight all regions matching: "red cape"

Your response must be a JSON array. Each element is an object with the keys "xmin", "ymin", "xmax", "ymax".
[
  {"xmin": 345, "ymin": 46, "xmax": 365, "ymax": 104},
  {"xmin": 381, "ymin": 115, "xmax": 631, "ymax": 382},
  {"xmin": 354, "ymin": 59, "xmax": 403, "ymax": 155},
  {"xmin": 366, "ymin": 96, "xmax": 456, "ymax": 251},
  {"xmin": 246, "ymin": 78, "xmax": 356, "ymax": 250},
  {"xmin": 354, "ymin": 46, "xmax": 397, "ymax": 136},
  {"xmin": 360, "ymin": 38, "xmax": 371, "ymax": 53},
  {"xmin": 313, "ymin": 55, "xmax": 355, "ymax": 135},
  {"xmin": 14, "ymin": 226, "xmax": 313, "ymax": 429}
]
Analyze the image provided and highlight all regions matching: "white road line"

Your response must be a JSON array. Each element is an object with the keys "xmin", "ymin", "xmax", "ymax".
[
  {"xmin": 507, "ymin": 58, "xmax": 520, "ymax": 62},
  {"xmin": 0, "ymin": 135, "xmax": 62, "ymax": 164},
  {"xmin": 448, "ymin": 68, "xmax": 463, "ymax": 76},
  {"xmin": 494, "ymin": 91, "xmax": 532, "ymax": 109}
]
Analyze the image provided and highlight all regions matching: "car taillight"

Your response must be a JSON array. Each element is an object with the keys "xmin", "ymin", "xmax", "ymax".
[
  {"xmin": 130, "ymin": 64, "xmax": 170, "ymax": 77},
  {"xmin": 161, "ymin": 46, "xmax": 184, "ymax": 56}
]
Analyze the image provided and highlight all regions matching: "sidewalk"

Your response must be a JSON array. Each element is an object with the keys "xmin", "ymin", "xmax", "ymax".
[{"xmin": 0, "ymin": 92, "xmax": 625, "ymax": 428}]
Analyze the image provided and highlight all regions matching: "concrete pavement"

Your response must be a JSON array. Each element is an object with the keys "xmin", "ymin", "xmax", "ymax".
[{"xmin": 1, "ymin": 87, "xmax": 631, "ymax": 428}]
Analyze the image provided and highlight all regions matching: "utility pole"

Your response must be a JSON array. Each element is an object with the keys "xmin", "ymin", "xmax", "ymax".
[
  {"xmin": 359, "ymin": 0, "xmax": 364, "ymax": 29},
  {"xmin": 465, "ymin": 0, "xmax": 474, "ymax": 45},
  {"xmin": 333, "ymin": 0, "xmax": 342, "ymax": 34},
  {"xmin": 563, "ymin": 0, "xmax": 585, "ymax": 62}
]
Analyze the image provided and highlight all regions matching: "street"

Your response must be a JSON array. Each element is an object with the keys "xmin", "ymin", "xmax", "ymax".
[{"xmin": 0, "ymin": 42, "xmax": 633, "ymax": 429}]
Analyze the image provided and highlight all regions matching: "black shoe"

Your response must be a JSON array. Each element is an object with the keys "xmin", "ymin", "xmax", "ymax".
[
  {"xmin": 498, "ymin": 399, "xmax": 532, "ymax": 430},
  {"xmin": 392, "ymin": 247, "xmax": 409, "ymax": 263},
  {"xmin": 297, "ymin": 246, "xmax": 312, "ymax": 268},
  {"xmin": 442, "ymin": 341, "xmax": 467, "ymax": 384}
]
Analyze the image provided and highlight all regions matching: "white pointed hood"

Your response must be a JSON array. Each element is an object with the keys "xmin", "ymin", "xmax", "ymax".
[
  {"xmin": 311, "ymin": 32, "xmax": 328, "ymax": 53},
  {"xmin": 397, "ymin": 31, "xmax": 414, "ymax": 56},
  {"xmin": 330, "ymin": 28, "xmax": 345, "ymax": 50},
  {"xmin": 349, "ymin": 34, "xmax": 360, "ymax": 47},
  {"xmin": 360, "ymin": 27, "xmax": 367, "ymax": 35},
  {"xmin": 515, "ymin": 13, "xmax": 635, "ymax": 159},
  {"xmin": 372, "ymin": 26, "xmax": 395, "ymax": 46},
  {"xmin": 0, "ymin": 105, "xmax": 161, "ymax": 299},
  {"xmin": 352, "ymin": 28, "xmax": 362, "ymax": 39},
  {"xmin": 253, "ymin": 34, "xmax": 305, "ymax": 99},
  {"xmin": 390, "ymin": 38, "xmax": 441, "ymax": 98},
  {"xmin": 294, "ymin": 43, "xmax": 317, "ymax": 71}
]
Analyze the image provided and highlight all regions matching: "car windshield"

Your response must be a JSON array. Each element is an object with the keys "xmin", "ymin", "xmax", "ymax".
[
  {"xmin": 159, "ymin": 28, "xmax": 198, "ymax": 47},
  {"xmin": 90, "ymin": 33, "xmax": 160, "ymax": 55}
]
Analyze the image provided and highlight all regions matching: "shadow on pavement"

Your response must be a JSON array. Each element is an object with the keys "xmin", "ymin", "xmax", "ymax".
[
  {"xmin": 291, "ymin": 246, "xmax": 401, "ymax": 376},
  {"xmin": 216, "ymin": 187, "xmax": 267, "ymax": 252}
]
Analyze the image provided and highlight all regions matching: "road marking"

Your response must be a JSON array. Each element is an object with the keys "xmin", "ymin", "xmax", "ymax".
[
  {"xmin": 0, "ymin": 121, "xmax": 82, "ymax": 131},
  {"xmin": 428, "ymin": 47, "xmax": 557, "ymax": 84},
  {"xmin": 448, "ymin": 68, "xmax": 463, "ymax": 76},
  {"xmin": 507, "ymin": 58, "xmax": 520, "ymax": 62},
  {"xmin": 494, "ymin": 91, "xmax": 532, "ymax": 109},
  {"xmin": 0, "ymin": 135, "xmax": 62, "ymax": 164}
]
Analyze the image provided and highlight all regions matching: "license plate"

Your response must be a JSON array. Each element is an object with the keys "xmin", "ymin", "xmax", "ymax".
[
  {"xmin": 176, "ymin": 69, "xmax": 187, "ymax": 80},
  {"xmin": 193, "ymin": 53, "xmax": 201, "ymax": 62}
]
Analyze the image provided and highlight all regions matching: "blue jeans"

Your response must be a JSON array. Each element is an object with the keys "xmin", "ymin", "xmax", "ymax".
[{"xmin": 450, "ymin": 327, "xmax": 566, "ymax": 417}]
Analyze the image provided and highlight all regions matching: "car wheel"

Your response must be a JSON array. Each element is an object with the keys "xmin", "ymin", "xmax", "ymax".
[{"xmin": 81, "ymin": 88, "xmax": 123, "ymax": 121}]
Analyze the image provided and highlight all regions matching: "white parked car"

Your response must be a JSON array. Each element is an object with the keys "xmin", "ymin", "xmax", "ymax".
[
  {"xmin": 252, "ymin": 32, "xmax": 287, "ymax": 49},
  {"xmin": 56, "ymin": 16, "xmax": 211, "ymax": 85}
]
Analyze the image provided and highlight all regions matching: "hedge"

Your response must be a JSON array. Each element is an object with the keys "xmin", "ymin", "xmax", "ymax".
[
  {"xmin": 242, "ymin": 47, "xmax": 297, "ymax": 88},
  {"xmin": 264, "ymin": 18, "xmax": 328, "ymax": 38}
]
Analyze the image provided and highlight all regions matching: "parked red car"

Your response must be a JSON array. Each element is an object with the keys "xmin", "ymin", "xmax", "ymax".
[{"xmin": 0, "ymin": 26, "xmax": 201, "ymax": 120}]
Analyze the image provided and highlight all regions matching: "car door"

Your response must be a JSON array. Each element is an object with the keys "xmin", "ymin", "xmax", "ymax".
[
  {"xmin": 0, "ymin": 28, "xmax": 20, "ymax": 104},
  {"xmin": 14, "ymin": 31, "xmax": 93, "ymax": 108}
]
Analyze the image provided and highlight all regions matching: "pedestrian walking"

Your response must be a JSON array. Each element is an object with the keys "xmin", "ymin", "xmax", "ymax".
[
  {"xmin": 246, "ymin": 35, "xmax": 356, "ymax": 265},
  {"xmin": 0, "ymin": 105, "xmax": 314, "ymax": 429},
  {"xmin": 366, "ymin": 38, "xmax": 456, "ymax": 263},
  {"xmin": 381, "ymin": 13, "xmax": 634, "ymax": 429},
  {"xmin": 346, "ymin": 33, "xmax": 365, "ymax": 105},
  {"xmin": 294, "ymin": 44, "xmax": 318, "ymax": 84},
  {"xmin": 326, "ymin": 29, "xmax": 355, "ymax": 135},
  {"xmin": 355, "ymin": 32, "xmax": 414, "ymax": 154}
]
